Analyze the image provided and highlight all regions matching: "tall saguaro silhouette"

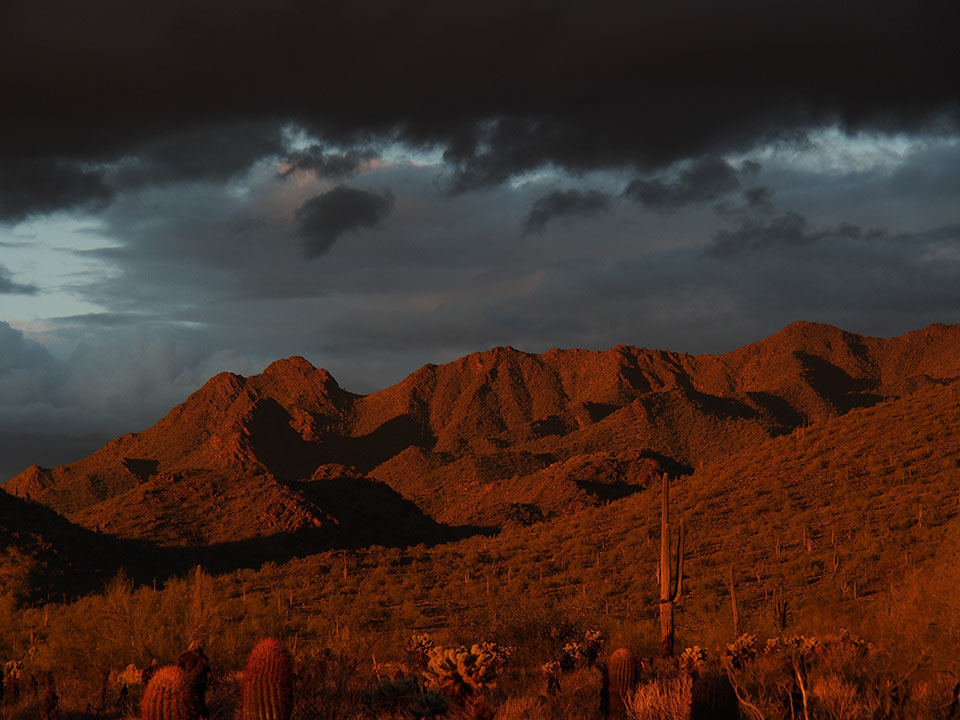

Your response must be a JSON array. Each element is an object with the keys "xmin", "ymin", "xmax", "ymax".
[{"xmin": 659, "ymin": 473, "xmax": 684, "ymax": 658}]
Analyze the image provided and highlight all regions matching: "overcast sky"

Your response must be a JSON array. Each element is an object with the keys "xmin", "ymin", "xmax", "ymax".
[{"xmin": 1, "ymin": 1, "xmax": 959, "ymax": 479}]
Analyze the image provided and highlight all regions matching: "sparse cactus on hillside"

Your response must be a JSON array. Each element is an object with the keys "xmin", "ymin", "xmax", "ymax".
[
  {"xmin": 240, "ymin": 638, "xmax": 294, "ymax": 720},
  {"xmin": 140, "ymin": 666, "xmax": 199, "ymax": 720}
]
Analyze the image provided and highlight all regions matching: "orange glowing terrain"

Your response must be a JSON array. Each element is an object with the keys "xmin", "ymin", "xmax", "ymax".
[{"xmin": 3, "ymin": 321, "xmax": 960, "ymax": 718}]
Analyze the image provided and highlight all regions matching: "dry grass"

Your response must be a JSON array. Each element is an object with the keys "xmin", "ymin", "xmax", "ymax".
[{"xmin": 625, "ymin": 675, "xmax": 692, "ymax": 720}]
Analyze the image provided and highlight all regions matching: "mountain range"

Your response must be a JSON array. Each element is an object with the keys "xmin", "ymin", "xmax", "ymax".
[{"xmin": 3, "ymin": 320, "xmax": 960, "ymax": 601}]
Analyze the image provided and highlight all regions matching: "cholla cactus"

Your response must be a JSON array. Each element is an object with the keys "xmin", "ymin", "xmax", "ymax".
[
  {"xmin": 540, "ymin": 661, "xmax": 561, "ymax": 695},
  {"xmin": 406, "ymin": 633, "xmax": 436, "ymax": 669},
  {"xmin": 423, "ymin": 643, "xmax": 508, "ymax": 699},
  {"xmin": 679, "ymin": 646, "xmax": 709, "ymax": 675},
  {"xmin": 560, "ymin": 629, "xmax": 605, "ymax": 669},
  {"xmin": 140, "ymin": 666, "xmax": 199, "ymax": 720},
  {"xmin": 785, "ymin": 635, "xmax": 821, "ymax": 654},
  {"xmin": 111, "ymin": 664, "xmax": 146, "ymax": 688},
  {"xmin": 240, "ymin": 638, "xmax": 294, "ymax": 720},
  {"xmin": 3, "ymin": 660, "xmax": 22, "ymax": 704},
  {"xmin": 725, "ymin": 634, "xmax": 758, "ymax": 668}
]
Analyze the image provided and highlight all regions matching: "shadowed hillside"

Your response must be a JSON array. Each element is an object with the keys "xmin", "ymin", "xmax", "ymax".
[{"xmin": 5, "ymin": 321, "xmax": 960, "ymax": 545}]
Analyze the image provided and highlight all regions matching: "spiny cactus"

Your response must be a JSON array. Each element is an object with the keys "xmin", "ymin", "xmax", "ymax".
[
  {"xmin": 2, "ymin": 660, "xmax": 20, "ymax": 705},
  {"xmin": 603, "ymin": 648, "xmax": 639, "ymax": 718},
  {"xmin": 659, "ymin": 473, "xmax": 684, "ymax": 658},
  {"xmin": 240, "ymin": 638, "xmax": 294, "ymax": 720},
  {"xmin": 406, "ymin": 633, "xmax": 436, "ymax": 670},
  {"xmin": 140, "ymin": 666, "xmax": 199, "ymax": 720},
  {"xmin": 689, "ymin": 670, "xmax": 739, "ymax": 720},
  {"xmin": 423, "ymin": 643, "xmax": 508, "ymax": 700},
  {"xmin": 679, "ymin": 646, "xmax": 708, "ymax": 676}
]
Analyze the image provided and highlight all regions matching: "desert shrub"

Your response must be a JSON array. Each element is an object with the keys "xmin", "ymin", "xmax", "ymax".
[
  {"xmin": 811, "ymin": 674, "xmax": 874, "ymax": 720},
  {"xmin": 625, "ymin": 675, "xmax": 691, "ymax": 720}
]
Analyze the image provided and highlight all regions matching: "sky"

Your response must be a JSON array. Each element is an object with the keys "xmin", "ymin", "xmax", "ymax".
[{"xmin": 1, "ymin": 0, "xmax": 959, "ymax": 479}]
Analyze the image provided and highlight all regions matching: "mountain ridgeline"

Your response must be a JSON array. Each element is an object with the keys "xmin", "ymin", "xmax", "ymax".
[{"xmin": 4, "ymin": 321, "xmax": 960, "ymax": 564}]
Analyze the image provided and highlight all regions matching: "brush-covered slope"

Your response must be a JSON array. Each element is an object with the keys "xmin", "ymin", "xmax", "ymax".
[
  {"xmin": 6, "ymin": 321, "xmax": 960, "ymax": 541},
  {"xmin": 250, "ymin": 375, "xmax": 960, "ymax": 654}
]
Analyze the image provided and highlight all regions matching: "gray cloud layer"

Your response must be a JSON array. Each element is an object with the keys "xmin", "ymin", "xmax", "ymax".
[
  {"xmin": 625, "ymin": 158, "xmax": 750, "ymax": 209},
  {"xmin": 523, "ymin": 189, "xmax": 610, "ymax": 234},
  {"xmin": 296, "ymin": 186, "xmax": 396, "ymax": 257},
  {"xmin": 0, "ymin": 265, "xmax": 38, "ymax": 294}
]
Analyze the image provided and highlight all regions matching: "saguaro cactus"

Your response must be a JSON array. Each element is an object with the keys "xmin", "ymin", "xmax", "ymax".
[
  {"xmin": 140, "ymin": 666, "xmax": 198, "ymax": 720},
  {"xmin": 658, "ymin": 473, "xmax": 685, "ymax": 658},
  {"xmin": 241, "ymin": 638, "xmax": 294, "ymax": 720}
]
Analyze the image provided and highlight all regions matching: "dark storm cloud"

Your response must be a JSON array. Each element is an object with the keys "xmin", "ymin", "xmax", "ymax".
[
  {"xmin": 624, "ymin": 157, "xmax": 744, "ymax": 209},
  {"xmin": 0, "ymin": 266, "xmax": 38, "ymax": 294},
  {"xmin": 522, "ymin": 189, "xmax": 610, "ymax": 234},
  {"xmin": 742, "ymin": 187, "xmax": 775, "ymax": 212},
  {"xmin": 107, "ymin": 122, "xmax": 287, "ymax": 189},
  {"xmin": 0, "ymin": 158, "xmax": 111, "ymax": 223},
  {"xmin": 295, "ymin": 186, "xmax": 395, "ymax": 257},
  {"xmin": 278, "ymin": 147, "xmax": 379, "ymax": 180},
  {"xmin": 1, "ymin": 0, "xmax": 958, "ymax": 216}
]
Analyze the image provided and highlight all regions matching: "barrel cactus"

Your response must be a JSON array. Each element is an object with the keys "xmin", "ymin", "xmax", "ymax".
[
  {"xmin": 240, "ymin": 638, "xmax": 294, "ymax": 720},
  {"xmin": 689, "ymin": 670, "xmax": 739, "ymax": 720},
  {"xmin": 604, "ymin": 648, "xmax": 639, "ymax": 717},
  {"xmin": 140, "ymin": 666, "xmax": 198, "ymax": 720}
]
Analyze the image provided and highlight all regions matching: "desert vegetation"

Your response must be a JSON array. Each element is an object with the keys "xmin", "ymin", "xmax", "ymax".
[{"xmin": 4, "ymin": 324, "xmax": 960, "ymax": 718}]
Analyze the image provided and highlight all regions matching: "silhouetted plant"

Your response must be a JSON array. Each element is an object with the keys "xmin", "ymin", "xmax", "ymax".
[{"xmin": 176, "ymin": 645, "xmax": 210, "ymax": 714}]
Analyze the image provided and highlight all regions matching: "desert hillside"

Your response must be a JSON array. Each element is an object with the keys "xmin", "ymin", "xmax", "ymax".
[
  {"xmin": 3, "ymin": 321, "xmax": 960, "ymax": 719},
  {"xmin": 5, "ymin": 321, "xmax": 960, "ymax": 546}
]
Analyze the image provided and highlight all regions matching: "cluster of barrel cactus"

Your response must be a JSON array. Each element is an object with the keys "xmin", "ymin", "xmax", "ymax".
[{"xmin": 138, "ymin": 638, "xmax": 292, "ymax": 720}]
